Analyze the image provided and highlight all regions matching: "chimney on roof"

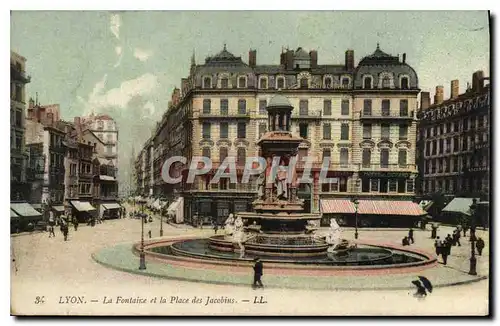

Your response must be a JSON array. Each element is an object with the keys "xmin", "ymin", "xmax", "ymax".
[
  {"xmin": 450, "ymin": 79, "xmax": 459, "ymax": 99},
  {"xmin": 420, "ymin": 92, "xmax": 431, "ymax": 110},
  {"xmin": 345, "ymin": 50, "xmax": 354, "ymax": 70},
  {"xmin": 286, "ymin": 49, "xmax": 294, "ymax": 70},
  {"xmin": 402, "ymin": 53, "xmax": 406, "ymax": 64},
  {"xmin": 434, "ymin": 86, "xmax": 444, "ymax": 105},
  {"xmin": 249, "ymin": 49, "xmax": 257, "ymax": 67},
  {"xmin": 309, "ymin": 50, "xmax": 318, "ymax": 68},
  {"xmin": 472, "ymin": 70, "xmax": 485, "ymax": 93}
]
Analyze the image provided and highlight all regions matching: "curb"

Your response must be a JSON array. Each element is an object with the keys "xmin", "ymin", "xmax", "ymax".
[{"xmin": 92, "ymin": 246, "xmax": 488, "ymax": 292}]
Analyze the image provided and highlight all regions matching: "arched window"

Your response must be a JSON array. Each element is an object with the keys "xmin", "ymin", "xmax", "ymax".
[
  {"xmin": 203, "ymin": 77, "xmax": 212, "ymax": 89},
  {"xmin": 342, "ymin": 78, "xmax": 350, "ymax": 88},
  {"xmin": 238, "ymin": 76, "xmax": 247, "ymax": 88},
  {"xmin": 324, "ymin": 77, "xmax": 332, "ymax": 88},
  {"xmin": 340, "ymin": 148, "xmax": 349, "ymax": 166},
  {"xmin": 277, "ymin": 77, "xmax": 285, "ymax": 89},
  {"xmin": 220, "ymin": 78, "xmax": 229, "ymax": 89},
  {"xmin": 382, "ymin": 76, "xmax": 391, "ymax": 88},
  {"xmin": 363, "ymin": 76, "xmax": 372, "ymax": 89},
  {"xmin": 401, "ymin": 77, "xmax": 409, "ymax": 89},
  {"xmin": 202, "ymin": 147, "xmax": 211, "ymax": 160},
  {"xmin": 300, "ymin": 78, "xmax": 308, "ymax": 89}
]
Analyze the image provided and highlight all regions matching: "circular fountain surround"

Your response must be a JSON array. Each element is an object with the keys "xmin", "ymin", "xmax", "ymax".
[{"xmin": 144, "ymin": 237, "xmax": 433, "ymax": 268}]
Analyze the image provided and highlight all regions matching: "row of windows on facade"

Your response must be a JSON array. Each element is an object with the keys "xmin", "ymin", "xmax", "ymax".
[
  {"xmin": 11, "ymin": 109, "xmax": 23, "ymax": 128},
  {"xmin": 424, "ymin": 154, "xmax": 488, "ymax": 175},
  {"xmin": 422, "ymin": 177, "xmax": 487, "ymax": 194},
  {"xmin": 202, "ymin": 76, "xmax": 352, "ymax": 90},
  {"xmin": 424, "ymin": 133, "xmax": 488, "ymax": 157},
  {"xmin": 11, "ymin": 133, "xmax": 23, "ymax": 151},
  {"xmin": 362, "ymin": 75, "xmax": 410, "ymax": 90},
  {"xmin": 202, "ymin": 99, "xmax": 351, "ymax": 116},
  {"xmin": 202, "ymin": 121, "xmax": 408, "ymax": 142},
  {"xmin": 423, "ymin": 114, "xmax": 489, "ymax": 139},
  {"xmin": 199, "ymin": 146, "xmax": 410, "ymax": 167},
  {"xmin": 10, "ymin": 83, "xmax": 24, "ymax": 102},
  {"xmin": 360, "ymin": 178, "xmax": 414, "ymax": 193},
  {"xmin": 362, "ymin": 99, "xmax": 410, "ymax": 117}
]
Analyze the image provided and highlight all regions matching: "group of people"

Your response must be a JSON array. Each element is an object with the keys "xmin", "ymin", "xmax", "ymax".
[
  {"xmin": 401, "ymin": 228, "xmax": 415, "ymax": 246},
  {"xmin": 434, "ymin": 225, "xmax": 486, "ymax": 265}
]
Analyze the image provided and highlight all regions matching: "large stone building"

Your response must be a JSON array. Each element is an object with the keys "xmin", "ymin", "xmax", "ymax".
[
  {"xmin": 10, "ymin": 51, "xmax": 31, "ymax": 201},
  {"xmin": 416, "ymin": 71, "xmax": 490, "ymax": 198},
  {"xmin": 79, "ymin": 113, "xmax": 119, "ymax": 166},
  {"xmin": 136, "ymin": 44, "xmax": 424, "ymax": 226}
]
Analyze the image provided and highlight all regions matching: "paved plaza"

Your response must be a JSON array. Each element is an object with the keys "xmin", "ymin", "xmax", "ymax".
[{"xmin": 11, "ymin": 204, "xmax": 489, "ymax": 315}]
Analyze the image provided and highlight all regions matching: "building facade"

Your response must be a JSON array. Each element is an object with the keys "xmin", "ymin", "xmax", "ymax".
[
  {"xmin": 416, "ymin": 71, "xmax": 490, "ymax": 198},
  {"xmin": 10, "ymin": 51, "xmax": 31, "ymax": 201},
  {"xmin": 136, "ymin": 44, "xmax": 421, "ymax": 225},
  {"xmin": 79, "ymin": 114, "xmax": 119, "ymax": 166}
]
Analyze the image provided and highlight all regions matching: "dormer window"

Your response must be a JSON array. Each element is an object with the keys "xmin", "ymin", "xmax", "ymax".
[
  {"xmin": 401, "ymin": 77, "xmax": 409, "ymax": 89},
  {"xmin": 324, "ymin": 77, "xmax": 332, "ymax": 88},
  {"xmin": 300, "ymin": 78, "xmax": 308, "ymax": 89},
  {"xmin": 220, "ymin": 78, "xmax": 229, "ymax": 89},
  {"xmin": 276, "ymin": 77, "xmax": 285, "ymax": 89},
  {"xmin": 363, "ymin": 76, "xmax": 373, "ymax": 89},
  {"xmin": 203, "ymin": 77, "xmax": 212, "ymax": 89},
  {"xmin": 342, "ymin": 78, "xmax": 350, "ymax": 87},
  {"xmin": 238, "ymin": 76, "xmax": 247, "ymax": 88},
  {"xmin": 259, "ymin": 77, "xmax": 268, "ymax": 89}
]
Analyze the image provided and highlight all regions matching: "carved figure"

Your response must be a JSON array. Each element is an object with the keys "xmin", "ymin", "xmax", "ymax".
[
  {"xmin": 326, "ymin": 218, "xmax": 342, "ymax": 248},
  {"xmin": 275, "ymin": 163, "xmax": 288, "ymax": 199},
  {"xmin": 256, "ymin": 172, "xmax": 266, "ymax": 200},
  {"xmin": 224, "ymin": 213, "xmax": 235, "ymax": 236}
]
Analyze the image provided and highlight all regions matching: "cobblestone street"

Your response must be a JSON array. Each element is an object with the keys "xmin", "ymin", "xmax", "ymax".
[{"xmin": 10, "ymin": 203, "xmax": 489, "ymax": 315}]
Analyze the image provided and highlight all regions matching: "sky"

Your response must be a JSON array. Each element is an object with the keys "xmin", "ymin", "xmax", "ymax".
[{"xmin": 10, "ymin": 11, "xmax": 490, "ymax": 193}]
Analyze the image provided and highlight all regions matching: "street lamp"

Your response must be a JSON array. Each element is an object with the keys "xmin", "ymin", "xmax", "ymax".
[
  {"xmin": 138, "ymin": 198, "xmax": 147, "ymax": 270},
  {"xmin": 352, "ymin": 198, "xmax": 360, "ymax": 239},
  {"xmin": 160, "ymin": 200, "xmax": 165, "ymax": 237},
  {"xmin": 468, "ymin": 199, "xmax": 478, "ymax": 276}
]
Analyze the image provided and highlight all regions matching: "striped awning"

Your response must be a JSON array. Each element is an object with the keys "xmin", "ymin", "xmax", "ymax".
[{"xmin": 321, "ymin": 200, "xmax": 426, "ymax": 216}]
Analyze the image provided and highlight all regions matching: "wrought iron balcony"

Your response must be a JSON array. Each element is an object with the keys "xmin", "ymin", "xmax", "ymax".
[
  {"xmin": 359, "ymin": 110, "xmax": 414, "ymax": 121},
  {"xmin": 359, "ymin": 163, "xmax": 417, "ymax": 172},
  {"xmin": 11, "ymin": 65, "xmax": 31, "ymax": 83},
  {"xmin": 199, "ymin": 112, "xmax": 250, "ymax": 119}
]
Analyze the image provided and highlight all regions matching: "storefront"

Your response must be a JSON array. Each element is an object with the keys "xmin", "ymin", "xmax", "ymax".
[
  {"xmin": 359, "ymin": 171, "xmax": 415, "ymax": 196},
  {"xmin": 100, "ymin": 202, "xmax": 122, "ymax": 219},
  {"xmin": 10, "ymin": 202, "xmax": 43, "ymax": 232},
  {"xmin": 70, "ymin": 200, "xmax": 97, "ymax": 223},
  {"xmin": 320, "ymin": 199, "xmax": 426, "ymax": 228}
]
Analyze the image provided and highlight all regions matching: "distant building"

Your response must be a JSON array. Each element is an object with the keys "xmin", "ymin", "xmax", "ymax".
[
  {"xmin": 416, "ymin": 71, "xmax": 490, "ymax": 198},
  {"xmin": 10, "ymin": 51, "xmax": 31, "ymax": 201}
]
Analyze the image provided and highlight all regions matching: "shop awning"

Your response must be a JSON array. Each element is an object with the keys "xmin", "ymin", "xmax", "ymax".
[
  {"xmin": 11, "ymin": 210, "xmax": 19, "ymax": 218},
  {"xmin": 442, "ymin": 198, "xmax": 480, "ymax": 216},
  {"xmin": 32, "ymin": 204, "xmax": 43, "ymax": 210},
  {"xmin": 10, "ymin": 203, "xmax": 42, "ymax": 217},
  {"xmin": 71, "ymin": 201, "xmax": 96, "ymax": 212},
  {"xmin": 321, "ymin": 199, "xmax": 426, "ymax": 216},
  {"xmin": 103, "ymin": 203, "xmax": 121, "ymax": 210},
  {"xmin": 52, "ymin": 205, "xmax": 65, "ymax": 212},
  {"xmin": 99, "ymin": 175, "xmax": 116, "ymax": 181}
]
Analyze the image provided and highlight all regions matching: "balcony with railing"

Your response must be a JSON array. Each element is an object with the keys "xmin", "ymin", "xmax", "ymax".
[
  {"xmin": 199, "ymin": 111, "xmax": 250, "ymax": 120},
  {"xmin": 359, "ymin": 110, "xmax": 414, "ymax": 121},
  {"xmin": 359, "ymin": 163, "xmax": 417, "ymax": 172},
  {"xmin": 11, "ymin": 64, "xmax": 31, "ymax": 83}
]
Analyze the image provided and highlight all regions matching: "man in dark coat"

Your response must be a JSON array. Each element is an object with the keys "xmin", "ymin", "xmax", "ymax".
[
  {"xmin": 252, "ymin": 257, "xmax": 264, "ymax": 289},
  {"xmin": 441, "ymin": 239, "xmax": 451, "ymax": 265},
  {"xmin": 408, "ymin": 228, "xmax": 415, "ymax": 244},
  {"xmin": 476, "ymin": 237, "xmax": 485, "ymax": 256}
]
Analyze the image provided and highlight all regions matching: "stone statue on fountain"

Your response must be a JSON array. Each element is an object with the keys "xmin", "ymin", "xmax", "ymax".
[
  {"xmin": 232, "ymin": 215, "xmax": 246, "ymax": 257},
  {"xmin": 326, "ymin": 218, "xmax": 342, "ymax": 249},
  {"xmin": 256, "ymin": 171, "xmax": 265, "ymax": 201},
  {"xmin": 224, "ymin": 213, "xmax": 235, "ymax": 236},
  {"xmin": 275, "ymin": 162, "xmax": 288, "ymax": 200}
]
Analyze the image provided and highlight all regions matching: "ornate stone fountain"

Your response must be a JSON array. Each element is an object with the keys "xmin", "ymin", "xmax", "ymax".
[{"xmin": 209, "ymin": 94, "xmax": 331, "ymax": 258}]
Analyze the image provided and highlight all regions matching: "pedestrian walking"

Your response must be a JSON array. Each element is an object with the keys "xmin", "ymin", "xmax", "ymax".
[
  {"xmin": 462, "ymin": 224, "xmax": 468, "ymax": 237},
  {"xmin": 434, "ymin": 236, "xmax": 442, "ymax": 256},
  {"xmin": 148, "ymin": 230, "xmax": 152, "ymax": 239},
  {"xmin": 441, "ymin": 239, "xmax": 451, "ymax": 265},
  {"xmin": 73, "ymin": 217, "xmax": 79, "ymax": 231},
  {"xmin": 476, "ymin": 237, "xmax": 485, "ymax": 256},
  {"xmin": 214, "ymin": 222, "xmax": 219, "ymax": 234},
  {"xmin": 252, "ymin": 257, "xmax": 264, "ymax": 289},
  {"xmin": 453, "ymin": 229, "xmax": 461, "ymax": 247},
  {"xmin": 431, "ymin": 224, "xmax": 438, "ymax": 239},
  {"xmin": 62, "ymin": 223, "xmax": 69, "ymax": 241},
  {"xmin": 408, "ymin": 228, "xmax": 415, "ymax": 244},
  {"xmin": 48, "ymin": 225, "xmax": 55, "ymax": 238}
]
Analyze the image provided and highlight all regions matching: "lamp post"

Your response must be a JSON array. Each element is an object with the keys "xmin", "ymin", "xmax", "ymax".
[
  {"xmin": 352, "ymin": 198, "xmax": 359, "ymax": 239},
  {"xmin": 160, "ymin": 200, "xmax": 164, "ymax": 237},
  {"xmin": 138, "ymin": 199, "xmax": 147, "ymax": 270},
  {"xmin": 468, "ymin": 199, "xmax": 478, "ymax": 275}
]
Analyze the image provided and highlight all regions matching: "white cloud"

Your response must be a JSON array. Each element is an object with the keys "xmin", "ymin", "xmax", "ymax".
[
  {"xmin": 110, "ymin": 14, "xmax": 121, "ymax": 40},
  {"xmin": 82, "ymin": 73, "xmax": 159, "ymax": 112},
  {"xmin": 142, "ymin": 101, "xmax": 155, "ymax": 117},
  {"xmin": 133, "ymin": 48, "xmax": 153, "ymax": 62}
]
